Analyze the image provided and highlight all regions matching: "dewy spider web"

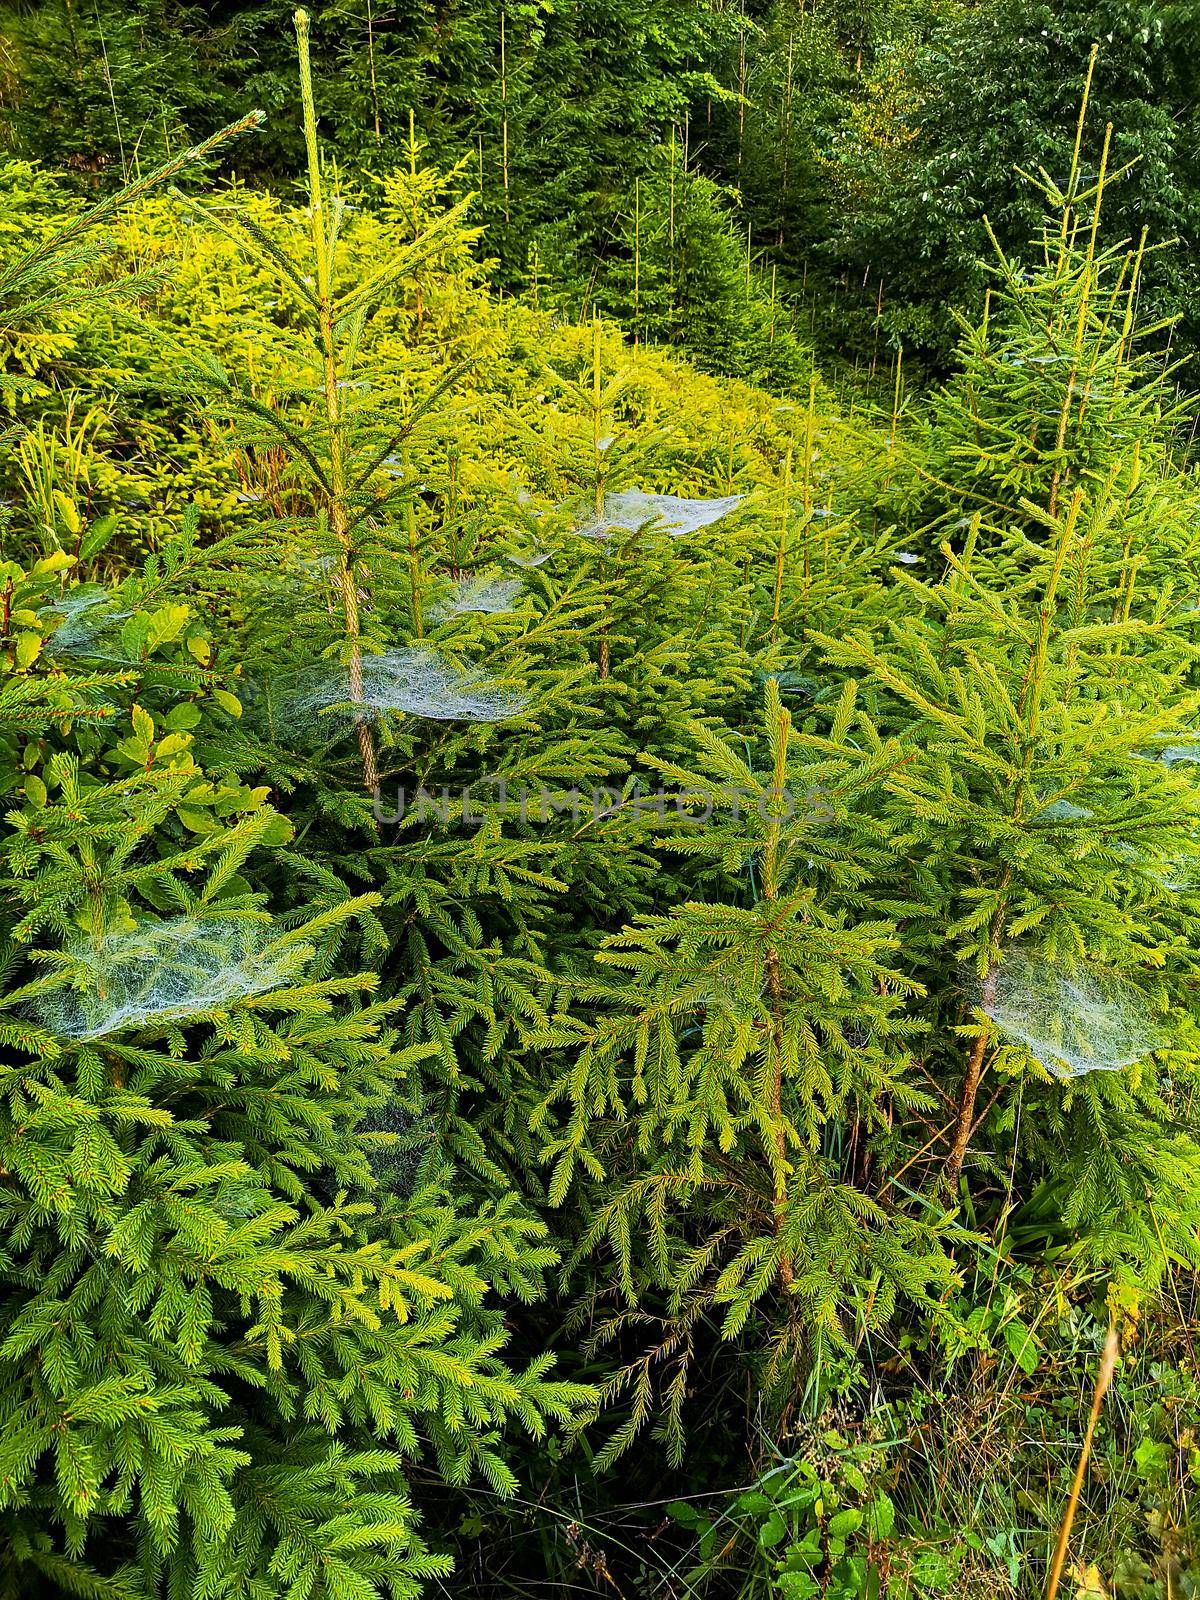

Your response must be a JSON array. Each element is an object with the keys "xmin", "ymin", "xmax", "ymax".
[
  {"xmin": 41, "ymin": 587, "xmax": 133, "ymax": 658},
  {"xmin": 1036, "ymin": 798, "xmax": 1092, "ymax": 823},
  {"xmin": 1149, "ymin": 852, "xmax": 1200, "ymax": 893},
  {"xmin": 358, "ymin": 1095, "xmax": 434, "ymax": 1197},
  {"xmin": 265, "ymin": 645, "xmax": 529, "ymax": 739},
  {"xmin": 431, "ymin": 575, "xmax": 525, "ymax": 619},
  {"xmin": 980, "ymin": 949, "xmax": 1165, "ymax": 1080},
  {"xmin": 1161, "ymin": 741, "xmax": 1200, "ymax": 766},
  {"xmin": 574, "ymin": 490, "xmax": 743, "ymax": 541},
  {"xmin": 33, "ymin": 916, "xmax": 307, "ymax": 1040}
]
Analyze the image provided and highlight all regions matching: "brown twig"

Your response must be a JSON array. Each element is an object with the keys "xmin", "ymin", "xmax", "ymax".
[{"xmin": 1044, "ymin": 1320, "xmax": 1121, "ymax": 1600}]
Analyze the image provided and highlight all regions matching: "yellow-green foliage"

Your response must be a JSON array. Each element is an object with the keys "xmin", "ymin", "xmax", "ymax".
[{"xmin": 0, "ymin": 158, "xmax": 888, "ymax": 571}]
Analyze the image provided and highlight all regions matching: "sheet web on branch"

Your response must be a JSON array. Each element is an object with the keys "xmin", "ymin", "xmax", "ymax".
[
  {"xmin": 40, "ymin": 587, "xmax": 133, "ymax": 659},
  {"xmin": 574, "ymin": 490, "xmax": 743, "ymax": 541},
  {"xmin": 431, "ymin": 575, "xmax": 525, "ymax": 619},
  {"xmin": 980, "ymin": 950, "xmax": 1165, "ymax": 1080},
  {"xmin": 1037, "ymin": 798, "xmax": 1092, "ymax": 824},
  {"xmin": 1149, "ymin": 853, "xmax": 1200, "ymax": 893},
  {"xmin": 504, "ymin": 548, "xmax": 551, "ymax": 569},
  {"xmin": 33, "ymin": 916, "xmax": 307, "ymax": 1040},
  {"xmin": 358, "ymin": 1096, "xmax": 434, "ymax": 1197},
  {"xmin": 265, "ymin": 646, "xmax": 529, "ymax": 739}
]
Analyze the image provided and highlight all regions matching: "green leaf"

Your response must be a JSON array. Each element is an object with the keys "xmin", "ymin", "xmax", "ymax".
[
  {"xmin": 145, "ymin": 604, "xmax": 191, "ymax": 653},
  {"xmin": 176, "ymin": 807, "xmax": 218, "ymax": 835},
  {"xmin": 165, "ymin": 703, "xmax": 202, "ymax": 732},
  {"xmin": 866, "ymin": 1493, "xmax": 895, "ymax": 1540},
  {"xmin": 79, "ymin": 513, "xmax": 120, "ymax": 559},
  {"xmin": 15, "ymin": 631, "xmax": 42, "ymax": 668},
  {"xmin": 665, "ymin": 1500, "xmax": 700, "ymax": 1527},
  {"xmin": 827, "ymin": 1508, "xmax": 862, "ymax": 1539},
  {"xmin": 1133, "ymin": 1437, "xmax": 1170, "ymax": 1483},
  {"xmin": 778, "ymin": 1574, "xmax": 821, "ymax": 1599},
  {"xmin": 1002, "ymin": 1319, "xmax": 1039, "ymax": 1376},
  {"xmin": 758, "ymin": 1511, "xmax": 788, "ymax": 1549}
]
